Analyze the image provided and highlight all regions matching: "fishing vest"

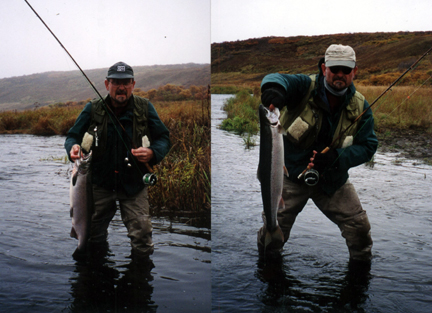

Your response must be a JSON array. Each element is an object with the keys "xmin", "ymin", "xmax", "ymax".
[
  {"xmin": 280, "ymin": 75, "xmax": 365, "ymax": 150},
  {"xmin": 83, "ymin": 95, "xmax": 151, "ymax": 160}
]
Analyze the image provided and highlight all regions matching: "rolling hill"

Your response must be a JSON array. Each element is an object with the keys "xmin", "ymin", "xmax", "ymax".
[
  {"xmin": 0, "ymin": 63, "xmax": 210, "ymax": 111},
  {"xmin": 211, "ymin": 31, "xmax": 432, "ymax": 87}
]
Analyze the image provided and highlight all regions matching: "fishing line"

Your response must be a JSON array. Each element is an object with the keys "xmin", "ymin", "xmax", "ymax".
[
  {"xmin": 24, "ymin": 0, "xmax": 156, "ymax": 185},
  {"xmin": 363, "ymin": 57, "xmax": 430, "ymax": 117},
  {"xmin": 381, "ymin": 74, "xmax": 432, "ymax": 121},
  {"xmin": 336, "ymin": 72, "xmax": 431, "ymax": 166},
  {"xmin": 337, "ymin": 46, "xmax": 432, "ymax": 147},
  {"xmin": 300, "ymin": 45, "xmax": 432, "ymax": 182},
  {"xmin": 351, "ymin": 66, "xmax": 432, "ymax": 144}
]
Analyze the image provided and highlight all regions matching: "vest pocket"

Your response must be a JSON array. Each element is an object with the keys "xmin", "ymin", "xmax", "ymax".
[
  {"xmin": 341, "ymin": 135, "xmax": 354, "ymax": 148},
  {"xmin": 287, "ymin": 116, "xmax": 310, "ymax": 142},
  {"xmin": 81, "ymin": 132, "xmax": 94, "ymax": 153},
  {"xmin": 282, "ymin": 102, "xmax": 319, "ymax": 148}
]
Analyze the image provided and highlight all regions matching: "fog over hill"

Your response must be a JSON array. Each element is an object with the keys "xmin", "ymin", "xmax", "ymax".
[{"xmin": 0, "ymin": 63, "xmax": 210, "ymax": 111}]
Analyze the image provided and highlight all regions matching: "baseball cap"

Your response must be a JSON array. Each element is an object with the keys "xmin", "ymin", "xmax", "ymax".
[
  {"xmin": 106, "ymin": 61, "xmax": 134, "ymax": 79},
  {"xmin": 325, "ymin": 44, "xmax": 356, "ymax": 68}
]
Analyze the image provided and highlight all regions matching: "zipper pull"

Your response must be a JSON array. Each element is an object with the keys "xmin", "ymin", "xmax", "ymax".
[{"xmin": 94, "ymin": 126, "xmax": 99, "ymax": 147}]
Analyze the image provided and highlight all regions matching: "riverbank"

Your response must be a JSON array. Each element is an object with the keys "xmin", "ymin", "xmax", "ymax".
[
  {"xmin": 0, "ymin": 98, "xmax": 211, "ymax": 226},
  {"xmin": 376, "ymin": 127, "xmax": 432, "ymax": 165},
  {"xmin": 217, "ymin": 90, "xmax": 432, "ymax": 165}
]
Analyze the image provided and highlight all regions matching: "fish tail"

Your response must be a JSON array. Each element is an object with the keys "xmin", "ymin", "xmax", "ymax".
[
  {"xmin": 72, "ymin": 246, "xmax": 87, "ymax": 261},
  {"xmin": 264, "ymin": 225, "xmax": 284, "ymax": 250},
  {"xmin": 70, "ymin": 227, "xmax": 78, "ymax": 239}
]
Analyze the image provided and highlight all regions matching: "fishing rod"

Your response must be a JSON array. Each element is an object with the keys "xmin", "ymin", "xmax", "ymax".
[
  {"xmin": 24, "ymin": 0, "xmax": 157, "ymax": 186},
  {"xmin": 298, "ymin": 44, "xmax": 432, "ymax": 182}
]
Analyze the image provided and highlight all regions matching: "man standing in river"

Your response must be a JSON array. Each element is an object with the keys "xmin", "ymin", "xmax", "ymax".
[
  {"xmin": 65, "ymin": 61, "xmax": 171, "ymax": 260},
  {"xmin": 258, "ymin": 44, "xmax": 378, "ymax": 263}
]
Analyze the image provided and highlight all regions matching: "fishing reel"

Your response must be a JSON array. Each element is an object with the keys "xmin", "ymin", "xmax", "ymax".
[
  {"xmin": 125, "ymin": 156, "xmax": 157, "ymax": 186},
  {"xmin": 143, "ymin": 173, "xmax": 157, "ymax": 186},
  {"xmin": 304, "ymin": 169, "xmax": 319, "ymax": 186}
]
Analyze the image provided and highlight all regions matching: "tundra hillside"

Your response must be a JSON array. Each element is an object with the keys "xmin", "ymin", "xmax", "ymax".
[
  {"xmin": 0, "ymin": 63, "xmax": 210, "ymax": 111},
  {"xmin": 0, "ymin": 84, "xmax": 210, "ymax": 227},
  {"xmin": 212, "ymin": 32, "xmax": 432, "ymax": 164},
  {"xmin": 211, "ymin": 32, "xmax": 432, "ymax": 88}
]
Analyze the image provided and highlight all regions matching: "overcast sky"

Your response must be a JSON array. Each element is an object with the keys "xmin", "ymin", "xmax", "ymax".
[
  {"xmin": 1, "ymin": 0, "xmax": 210, "ymax": 79},
  {"xmin": 211, "ymin": 0, "xmax": 432, "ymax": 43},
  {"xmin": 3, "ymin": 1, "xmax": 431, "ymax": 80}
]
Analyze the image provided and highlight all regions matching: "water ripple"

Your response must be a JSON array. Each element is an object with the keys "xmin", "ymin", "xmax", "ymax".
[{"xmin": 211, "ymin": 94, "xmax": 432, "ymax": 313}]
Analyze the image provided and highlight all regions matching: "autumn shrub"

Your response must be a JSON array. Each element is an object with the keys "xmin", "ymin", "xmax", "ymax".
[
  {"xmin": 134, "ymin": 84, "xmax": 207, "ymax": 102},
  {"xmin": 31, "ymin": 116, "xmax": 58, "ymax": 135},
  {"xmin": 58, "ymin": 117, "xmax": 77, "ymax": 135},
  {"xmin": 359, "ymin": 71, "xmax": 432, "ymax": 86},
  {"xmin": 149, "ymin": 99, "xmax": 210, "ymax": 224},
  {"xmin": 0, "ymin": 105, "xmax": 91, "ymax": 135},
  {"xmin": 211, "ymin": 85, "xmax": 253, "ymax": 94},
  {"xmin": 0, "ymin": 112, "xmax": 19, "ymax": 131}
]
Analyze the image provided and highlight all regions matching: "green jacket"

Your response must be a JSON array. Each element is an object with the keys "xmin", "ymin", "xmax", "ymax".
[
  {"xmin": 261, "ymin": 69, "xmax": 378, "ymax": 195},
  {"xmin": 65, "ymin": 95, "xmax": 171, "ymax": 196}
]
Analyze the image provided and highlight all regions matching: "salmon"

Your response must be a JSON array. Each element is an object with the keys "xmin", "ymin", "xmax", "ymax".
[
  {"xmin": 258, "ymin": 104, "xmax": 285, "ymax": 251},
  {"xmin": 70, "ymin": 148, "xmax": 92, "ymax": 258}
]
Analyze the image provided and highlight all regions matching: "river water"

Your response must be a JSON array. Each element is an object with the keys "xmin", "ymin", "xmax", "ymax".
[
  {"xmin": 0, "ymin": 135, "xmax": 210, "ymax": 312},
  {"xmin": 211, "ymin": 94, "xmax": 432, "ymax": 313}
]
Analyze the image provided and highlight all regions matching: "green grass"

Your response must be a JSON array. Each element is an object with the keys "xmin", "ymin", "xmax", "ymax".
[{"xmin": 219, "ymin": 90, "xmax": 260, "ymax": 136}]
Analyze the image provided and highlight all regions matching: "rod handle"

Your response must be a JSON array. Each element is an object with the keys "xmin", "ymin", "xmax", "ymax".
[
  {"xmin": 144, "ymin": 162, "xmax": 153, "ymax": 173},
  {"xmin": 297, "ymin": 146, "xmax": 330, "ymax": 179}
]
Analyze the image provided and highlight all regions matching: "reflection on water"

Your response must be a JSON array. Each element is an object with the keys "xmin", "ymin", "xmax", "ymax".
[
  {"xmin": 0, "ymin": 134, "xmax": 210, "ymax": 312},
  {"xmin": 70, "ymin": 255, "xmax": 157, "ymax": 312},
  {"xmin": 256, "ymin": 256, "xmax": 371, "ymax": 312},
  {"xmin": 211, "ymin": 94, "xmax": 432, "ymax": 313}
]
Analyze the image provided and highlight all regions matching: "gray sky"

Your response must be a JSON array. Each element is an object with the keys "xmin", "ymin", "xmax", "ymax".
[
  {"xmin": 212, "ymin": 0, "xmax": 432, "ymax": 43},
  {"xmin": 3, "ymin": 1, "xmax": 430, "ymax": 79},
  {"xmin": 1, "ymin": 0, "xmax": 210, "ymax": 79}
]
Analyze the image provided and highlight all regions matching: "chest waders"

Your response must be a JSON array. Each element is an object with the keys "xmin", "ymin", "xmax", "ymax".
[
  {"xmin": 82, "ymin": 95, "xmax": 156, "ymax": 186},
  {"xmin": 279, "ymin": 75, "xmax": 365, "ymax": 185}
]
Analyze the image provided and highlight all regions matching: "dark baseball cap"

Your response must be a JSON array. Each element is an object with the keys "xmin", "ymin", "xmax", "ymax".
[{"xmin": 106, "ymin": 61, "xmax": 134, "ymax": 79}]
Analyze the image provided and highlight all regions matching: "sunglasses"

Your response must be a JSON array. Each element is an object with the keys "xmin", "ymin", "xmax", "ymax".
[
  {"xmin": 109, "ymin": 79, "xmax": 134, "ymax": 87},
  {"xmin": 329, "ymin": 66, "xmax": 353, "ymax": 75}
]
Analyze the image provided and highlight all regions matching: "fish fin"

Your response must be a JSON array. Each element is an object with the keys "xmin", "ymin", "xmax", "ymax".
[
  {"xmin": 72, "ymin": 247, "xmax": 87, "ymax": 261},
  {"xmin": 283, "ymin": 166, "xmax": 289, "ymax": 177},
  {"xmin": 70, "ymin": 227, "xmax": 78, "ymax": 239},
  {"xmin": 277, "ymin": 123, "xmax": 286, "ymax": 135},
  {"xmin": 264, "ymin": 231, "xmax": 272, "ymax": 248},
  {"xmin": 264, "ymin": 225, "xmax": 285, "ymax": 250},
  {"xmin": 72, "ymin": 171, "xmax": 78, "ymax": 186},
  {"xmin": 278, "ymin": 197, "xmax": 285, "ymax": 210},
  {"xmin": 257, "ymin": 165, "xmax": 261, "ymax": 182}
]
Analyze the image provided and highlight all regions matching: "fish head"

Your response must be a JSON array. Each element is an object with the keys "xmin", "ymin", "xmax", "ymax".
[
  {"xmin": 259, "ymin": 104, "xmax": 280, "ymax": 127},
  {"xmin": 71, "ymin": 149, "xmax": 92, "ymax": 186},
  {"xmin": 81, "ymin": 150, "xmax": 92, "ymax": 163},
  {"xmin": 267, "ymin": 107, "xmax": 280, "ymax": 127},
  {"xmin": 76, "ymin": 150, "xmax": 92, "ymax": 174}
]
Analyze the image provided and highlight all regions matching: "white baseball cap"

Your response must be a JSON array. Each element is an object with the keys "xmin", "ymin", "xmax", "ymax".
[{"xmin": 325, "ymin": 44, "xmax": 356, "ymax": 68}]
